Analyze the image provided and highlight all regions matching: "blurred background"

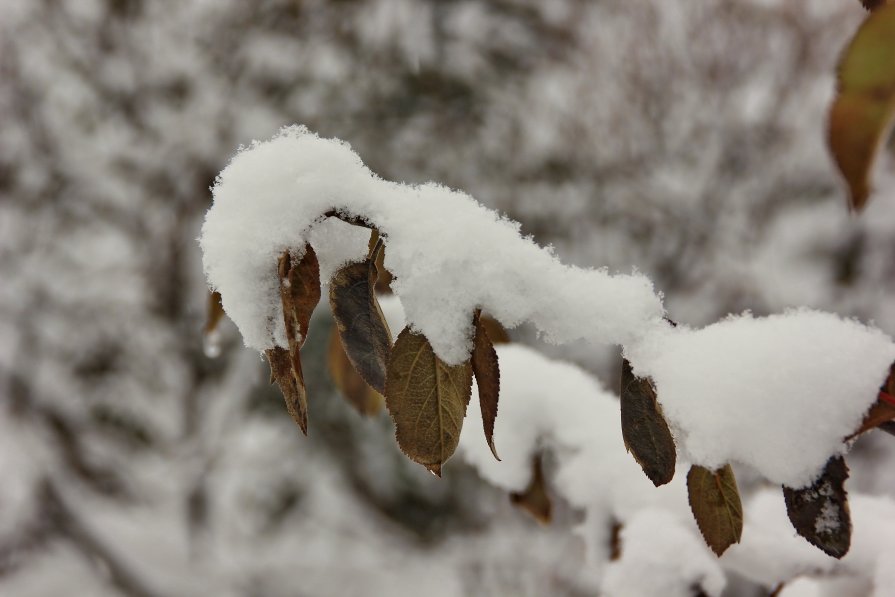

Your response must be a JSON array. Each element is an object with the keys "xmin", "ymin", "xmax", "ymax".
[{"xmin": 2, "ymin": 0, "xmax": 894, "ymax": 595}]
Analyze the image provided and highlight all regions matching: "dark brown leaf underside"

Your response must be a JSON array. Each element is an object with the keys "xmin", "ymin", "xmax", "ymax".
[
  {"xmin": 329, "ymin": 252, "xmax": 392, "ymax": 394},
  {"xmin": 783, "ymin": 456, "xmax": 851, "ymax": 559},
  {"xmin": 620, "ymin": 358, "xmax": 676, "ymax": 486}
]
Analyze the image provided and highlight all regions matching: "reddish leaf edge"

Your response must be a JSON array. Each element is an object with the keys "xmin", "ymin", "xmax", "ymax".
[{"xmin": 879, "ymin": 390, "xmax": 895, "ymax": 407}]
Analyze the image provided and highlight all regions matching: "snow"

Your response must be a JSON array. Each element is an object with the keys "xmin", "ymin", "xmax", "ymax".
[
  {"xmin": 204, "ymin": 127, "xmax": 895, "ymax": 489},
  {"xmin": 627, "ymin": 310, "xmax": 895, "ymax": 487},
  {"xmin": 201, "ymin": 126, "xmax": 665, "ymax": 364},
  {"xmin": 601, "ymin": 509, "xmax": 726, "ymax": 597}
]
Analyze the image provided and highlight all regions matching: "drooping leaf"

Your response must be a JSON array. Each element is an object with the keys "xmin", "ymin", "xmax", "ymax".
[
  {"xmin": 480, "ymin": 315, "xmax": 510, "ymax": 344},
  {"xmin": 509, "ymin": 454, "xmax": 552, "ymax": 525},
  {"xmin": 280, "ymin": 245, "xmax": 321, "ymax": 348},
  {"xmin": 271, "ymin": 245, "xmax": 321, "ymax": 434},
  {"xmin": 783, "ymin": 456, "xmax": 852, "ymax": 559},
  {"xmin": 687, "ymin": 464, "xmax": 744, "ymax": 556},
  {"xmin": 619, "ymin": 358, "xmax": 676, "ymax": 486},
  {"xmin": 472, "ymin": 310, "xmax": 500, "ymax": 461},
  {"xmin": 203, "ymin": 290, "xmax": 226, "ymax": 358},
  {"xmin": 327, "ymin": 324, "xmax": 385, "ymax": 416},
  {"xmin": 204, "ymin": 290, "xmax": 225, "ymax": 336},
  {"xmin": 850, "ymin": 397, "xmax": 895, "ymax": 438},
  {"xmin": 329, "ymin": 244, "xmax": 392, "ymax": 394},
  {"xmin": 861, "ymin": 0, "xmax": 891, "ymax": 11},
  {"xmin": 828, "ymin": 4, "xmax": 895, "ymax": 210},
  {"xmin": 847, "ymin": 362, "xmax": 895, "ymax": 438},
  {"xmin": 266, "ymin": 346, "xmax": 308, "ymax": 434},
  {"xmin": 385, "ymin": 328, "xmax": 472, "ymax": 476},
  {"xmin": 368, "ymin": 229, "xmax": 393, "ymax": 295}
]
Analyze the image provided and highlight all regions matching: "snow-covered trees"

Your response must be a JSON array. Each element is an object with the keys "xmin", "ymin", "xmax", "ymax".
[{"xmin": 2, "ymin": 0, "xmax": 894, "ymax": 595}]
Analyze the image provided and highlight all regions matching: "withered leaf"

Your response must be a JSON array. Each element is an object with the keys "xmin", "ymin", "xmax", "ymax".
[
  {"xmin": 329, "ymin": 249, "xmax": 392, "ymax": 394},
  {"xmin": 203, "ymin": 290, "xmax": 226, "ymax": 358},
  {"xmin": 687, "ymin": 464, "xmax": 743, "ymax": 556},
  {"xmin": 620, "ymin": 358, "xmax": 676, "ymax": 486},
  {"xmin": 480, "ymin": 315, "xmax": 510, "ymax": 345},
  {"xmin": 472, "ymin": 310, "xmax": 500, "ymax": 461},
  {"xmin": 272, "ymin": 245, "xmax": 321, "ymax": 435},
  {"xmin": 327, "ymin": 324, "xmax": 384, "ymax": 416},
  {"xmin": 861, "ymin": 0, "xmax": 891, "ymax": 11},
  {"xmin": 367, "ymin": 229, "xmax": 393, "ymax": 295},
  {"xmin": 280, "ymin": 245, "xmax": 321, "ymax": 349},
  {"xmin": 828, "ymin": 4, "xmax": 895, "ymax": 210},
  {"xmin": 266, "ymin": 346, "xmax": 308, "ymax": 434},
  {"xmin": 385, "ymin": 328, "xmax": 472, "ymax": 476},
  {"xmin": 849, "ymin": 398, "xmax": 895, "ymax": 439},
  {"xmin": 510, "ymin": 454, "xmax": 553, "ymax": 525},
  {"xmin": 783, "ymin": 456, "xmax": 851, "ymax": 559},
  {"xmin": 204, "ymin": 291, "xmax": 225, "ymax": 336}
]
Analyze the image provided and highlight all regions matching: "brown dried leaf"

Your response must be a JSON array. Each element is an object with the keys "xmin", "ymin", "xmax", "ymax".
[
  {"xmin": 850, "ymin": 398, "xmax": 895, "ymax": 438},
  {"xmin": 204, "ymin": 291, "xmax": 225, "ymax": 336},
  {"xmin": 480, "ymin": 315, "xmax": 510, "ymax": 345},
  {"xmin": 280, "ymin": 245, "xmax": 321, "ymax": 348},
  {"xmin": 367, "ymin": 230, "xmax": 393, "ymax": 295},
  {"xmin": 385, "ymin": 328, "xmax": 472, "ymax": 476},
  {"xmin": 619, "ymin": 358, "xmax": 676, "ymax": 486},
  {"xmin": 828, "ymin": 4, "xmax": 895, "ymax": 210},
  {"xmin": 510, "ymin": 454, "xmax": 552, "ymax": 525},
  {"xmin": 265, "ymin": 346, "xmax": 308, "ymax": 434},
  {"xmin": 472, "ymin": 310, "xmax": 500, "ymax": 461},
  {"xmin": 271, "ymin": 245, "xmax": 321, "ymax": 435},
  {"xmin": 687, "ymin": 464, "xmax": 743, "ymax": 556},
  {"xmin": 329, "ymin": 251, "xmax": 392, "ymax": 394},
  {"xmin": 783, "ymin": 456, "xmax": 851, "ymax": 559},
  {"xmin": 861, "ymin": 0, "xmax": 892, "ymax": 11},
  {"xmin": 847, "ymin": 362, "xmax": 895, "ymax": 439},
  {"xmin": 327, "ymin": 324, "xmax": 384, "ymax": 416}
]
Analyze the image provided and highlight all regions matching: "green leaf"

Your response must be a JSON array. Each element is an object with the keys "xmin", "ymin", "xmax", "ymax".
[
  {"xmin": 619, "ymin": 358, "xmax": 676, "ymax": 486},
  {"xmin": 329, "ymin": 244, "xmax": 393, "ymax": 394},
  {"xmin": 472, "ymin": 310, "xmax": 501, "ymax": 461},
  {"xmin": 385, "ymin": 328, "xmax": 472, "ymax": 476},
  {"xmin": 828, "ymin": 4, "xmax": 895, "ymax": 210},
  {"xmin": 687, "ymin": 464, "xmax": 744, "ymax": 556},
  {"xmin": 783, "ymin": 456, "xmax": 852, "ymax": 559}
]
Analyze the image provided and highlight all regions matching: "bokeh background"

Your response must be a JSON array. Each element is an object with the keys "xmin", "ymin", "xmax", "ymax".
[{"xmin": 2, "ymin": 0, "xmax": 894, "ymax": 595}]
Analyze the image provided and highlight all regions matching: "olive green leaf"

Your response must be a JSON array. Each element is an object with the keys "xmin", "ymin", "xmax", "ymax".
[
  {"xmin": 620, "ymin": 358, "xmax": 676, "ymax": 486},
  {"xmin": 828, "ymin": 4, "xmax": 895, "ymax": 210},
  {"xmin": 687, "ymin": 463, "xmax": 744, "ymax": 556},
  {"xmin": 385, "ymin": 328, "xmax": 472, "ymax": 476}
]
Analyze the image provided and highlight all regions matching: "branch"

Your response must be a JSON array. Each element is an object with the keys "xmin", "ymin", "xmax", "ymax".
[{"xmin": 201, "ymin": 126, "xmax": 895, "ymax": 490}]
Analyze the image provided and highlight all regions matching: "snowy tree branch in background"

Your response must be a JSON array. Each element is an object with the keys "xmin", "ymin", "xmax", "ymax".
[{"xmin": 201, "ymin": 127, "xmax": 895, "ymax": 559}]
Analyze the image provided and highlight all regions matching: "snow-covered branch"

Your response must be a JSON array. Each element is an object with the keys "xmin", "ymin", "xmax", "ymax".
[{"xmin": 201, "ymin": 126, "xmax": 895, "ymax": 492}]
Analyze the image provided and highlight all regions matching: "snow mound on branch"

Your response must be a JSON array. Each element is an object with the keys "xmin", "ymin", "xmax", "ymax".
[
  {"xmin": 628, "ymin": 310, "xmax": 895, "ymax": 487},
  {"xmin": 200, "ymin": 125, "xmax": 664, "ymax": 364},
  {"xmin": 203, "ymin": 128, "xmax": 895, "ymax": 488}
]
